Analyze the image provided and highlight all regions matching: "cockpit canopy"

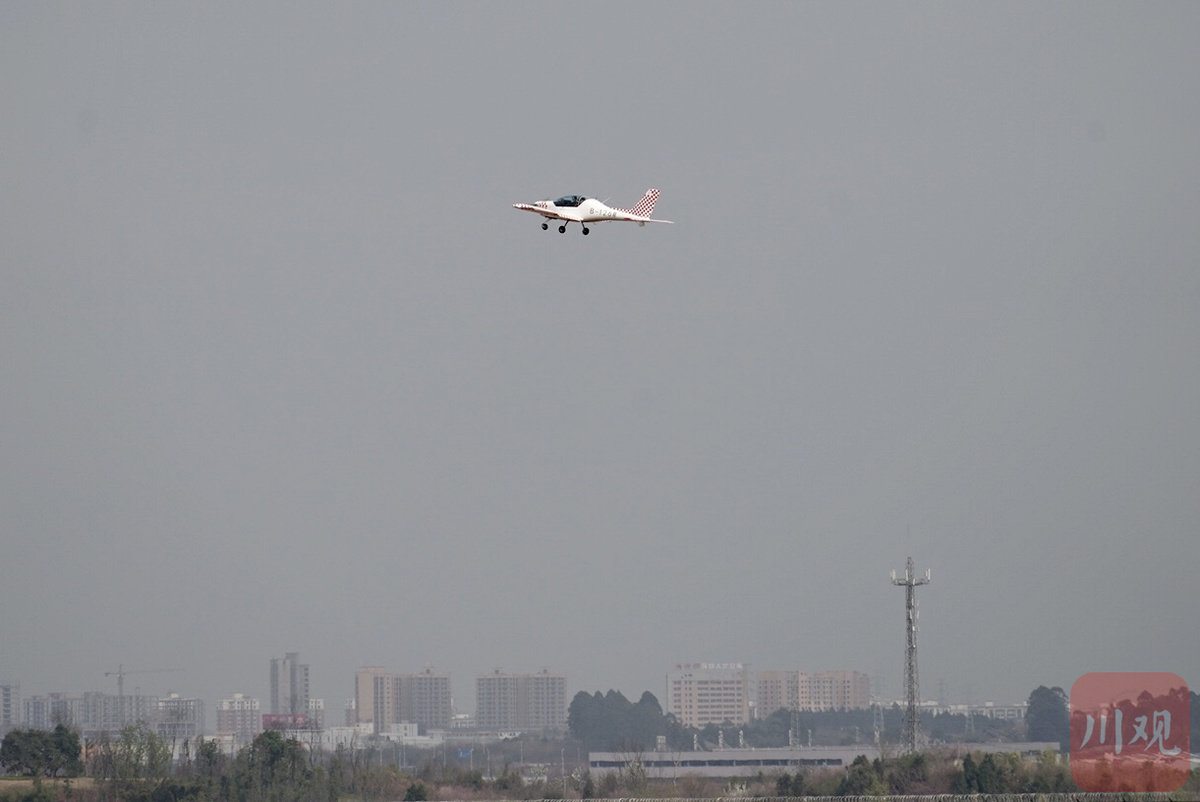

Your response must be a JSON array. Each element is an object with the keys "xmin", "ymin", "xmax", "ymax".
[{"xmin": 553, "ymin": 194, "xmax": 587, "ymax": 207}]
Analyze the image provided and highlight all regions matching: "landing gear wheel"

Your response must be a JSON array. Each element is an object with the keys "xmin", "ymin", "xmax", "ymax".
[
  {"xmin": 541, "ymin": 222, "xmax": 548, "ymax": 230},
  {"xmin": 582, "ymin": 227, "xmax": 590, "ymax": 235},
  {"xmin": 558, "ymin": 225, "xmax": 567, "ymax": 233}
]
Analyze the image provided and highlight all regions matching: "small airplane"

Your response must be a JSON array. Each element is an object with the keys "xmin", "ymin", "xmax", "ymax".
[{"xmin": 513, "ymin": 188, "xmax": 673, "ymax": 235}]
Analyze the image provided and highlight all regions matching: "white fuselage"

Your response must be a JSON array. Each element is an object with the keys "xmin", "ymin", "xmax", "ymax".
[{"xmin": 531, "ymin": 199, "xmax": 630, "ymax": 223}]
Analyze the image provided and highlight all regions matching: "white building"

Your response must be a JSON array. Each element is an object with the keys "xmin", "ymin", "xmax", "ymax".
[
  {"xmin": 156, "ymin": 694, "xmax": 205, "ymax": 742},
  {"xmin": 666, "ymin": 663, "xmax": 750, "ymax": 729},
  {"xmin": 756, "ymin": 670, "xmax": 871, "ymax": 715},
  {"xmin": 589, "ymin": 741, "xmax": 1058, "ymax": 779}
]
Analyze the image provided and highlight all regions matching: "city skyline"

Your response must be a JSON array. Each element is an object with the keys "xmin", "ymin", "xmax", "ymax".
[{"xmin": 4, "ymin": 653, "xmax": 1028, "ymax": 738}]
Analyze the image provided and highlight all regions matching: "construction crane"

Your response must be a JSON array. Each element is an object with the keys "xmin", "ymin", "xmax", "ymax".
[{"xmin": 104, "ymin": 665, "xmax": 183, "ymax": 727}]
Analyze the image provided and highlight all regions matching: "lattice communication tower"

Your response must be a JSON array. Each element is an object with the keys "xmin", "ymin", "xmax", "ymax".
[{"xmin": 891, "ymin": 556, "xmax": 930, "ymax": 752}]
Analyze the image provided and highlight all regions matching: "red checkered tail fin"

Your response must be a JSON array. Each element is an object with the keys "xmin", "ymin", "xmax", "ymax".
[{"xmin": 620, "ymin": 188, "xmax": 660, "ymax": 218}]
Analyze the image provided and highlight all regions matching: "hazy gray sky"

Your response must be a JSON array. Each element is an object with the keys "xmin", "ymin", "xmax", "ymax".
[{"xmin": 2, "ymin": 2, "xmax": 1197, "ymax": 721}]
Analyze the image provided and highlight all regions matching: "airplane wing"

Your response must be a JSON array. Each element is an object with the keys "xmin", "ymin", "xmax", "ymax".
[
  {"xmin": 512, "ymin": 203, "xmax": 565, "ymax": 220},
  {"xmin": 619, "ymin": 214, "xmax": 673, "ymax": 225},
  {"xmin": 598, "ymin": 212, "xmax": 673, "ymax": 225}
]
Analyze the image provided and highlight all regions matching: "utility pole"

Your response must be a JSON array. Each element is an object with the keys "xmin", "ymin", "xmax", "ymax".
[
  {"xmin": 891, "ymin": 556, "xmax": 930, "ymax": 752},
  {"xmin": 871, "ymin": 699, "xmax": 883, "ymax": 745}
]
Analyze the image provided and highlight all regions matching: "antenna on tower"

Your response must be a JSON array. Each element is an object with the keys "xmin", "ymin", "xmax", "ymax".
[{"xmin": 891, "ymin": 556, "xmax": 930, "ymax": 753}]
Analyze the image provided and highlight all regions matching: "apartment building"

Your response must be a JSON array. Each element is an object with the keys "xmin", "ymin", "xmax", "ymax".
[
  {"xmin": 475, "ymin": 669, "xmax": 566, "ymax": 732},
  {"xmin": 354, "ymin": 666, "xmax": 388, "ymax": 729},
  {"xmin": 1, "ymin": 684, "xmax": 19, "ymax": 735},
  {"xmin": 155, "ymin": 694, "xmax": 206, "ymax": 742},
  {"xmin": 399, "ymin": 668, "xmax": 450, "ymax": 732},
  {"xmin": 666, "ymin": 663, "xmax": 750, "ymax": 729},
  {"xmin": 755, "ymin": 670, "xmax": 870, "ymax": 715},
  {"xmin": 356, "ymin": 666, "xmax": 452, "ymax": 734},
  {"xmin": 217, "ymin": 693, "xmax": 261, "ymax": 743},
  {"xmin": 21, "ymin": 691, "xmax": 190, "ymax": 739},
  {"xmin": 756, "ymin": 670, "xmax": 800, "ymax": 718}
]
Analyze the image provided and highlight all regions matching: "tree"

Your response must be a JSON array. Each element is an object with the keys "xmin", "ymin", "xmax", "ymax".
[
  {"xmin": 775, "ymin": 771, "xmax": 805, "ymax": 797},
  {"xmin": 836, "ymin": 754, "xmax": 887, "ymax": 796},
  {"xmin": 1, "ymin": 726, "xmax": 82, "ymax": 778},
  {"xmin": 750, "ymin": 707, "xmax": 794, "ymax": 747},
  {"xmin": 568, "ymin": 689, "xmax": 684, "ymax": 750},
  {"xmin": 2, "ymin": 728, "xmax": 52, "ymax": 776},
  {"xmin": 955, "ymin": 752, "xmax": 979, "ymax": 793},
  {"xmin": 402, "ymin": 781, "xmax": 428, "ymax": 801},
  {"xmin": 49, "ymin": 725, "xmax": 83, "ymax": 777},
  {"xmin": 92, "ymin": 723, "xmax": 172, "ymax": 802},
  {"xmin": 885, "ymin": 751, "xmax": 928, "ymax": 794},
  {"xmin": 973, "ymin": 752, "xmax": 1022, "ymax": 793},
  {"xmin": 567, "ymin": 691, "xmax": 597, "ymax": 740},
  {"xmin": 1025, "ymin": 686, "xmax": 1069, "ymax": 750},
  {"xmin": 492, "ymin": 763, "xmax": 523, "ymax": 793}
]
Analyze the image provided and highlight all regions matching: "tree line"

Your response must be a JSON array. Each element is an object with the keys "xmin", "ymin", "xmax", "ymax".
[
  {"xmin": 566, "ymin": 685, "xmax": 1089, "ymax": 752},
  {"xmin": 1, "ymin": 724, "xmax": 409, "ymax": 802}
]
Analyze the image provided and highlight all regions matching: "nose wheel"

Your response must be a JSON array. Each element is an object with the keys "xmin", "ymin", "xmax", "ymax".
[{"xmin": 541, "ymin": 222, "xmax": 548, "ymax": 230}]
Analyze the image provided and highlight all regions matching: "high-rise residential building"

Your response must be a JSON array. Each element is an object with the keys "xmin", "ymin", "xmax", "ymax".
[
  {"xmin": 356, "ymin": 666, "xmax": 452, "ymax": 734},
  {"xmin": 156, "ymin": 694, "xmax": 205, "ymax": 742},
  {"xmin": 217, "ymin": 693, "xmax": 261, "ymax": 743},
  {"xmin": 810, "ymin": 670, "xmax": 869, "ymax": 710},
  {"xmin": 1, "ymin": 684, "xmax": 19, "ymax": 735},
  {"xmin": 81, "ymin": 691, "xmax": 156, "ymax": 733},
  {"xmin": 354, "ymin": 666, "xmax": 388, "ymax": 728},
  {"xmin": 307, "ymin": 698, "xmax": 325, "ymax": 730},
  {"xmin": 756, "ymin": 670, "xmax": 800, "ymax": 719},
  {"xmin": 666, "ymin": 663, "xmax": 750, "ymax": 729},
  {"xmin": 22, "ymin": 695, "xmax": 52, "ymax": 730},
  {"xmin": 755, "ymin": 670, "xmax": 870, "ymax": 715},
  {"xmin": 270, "ymin": 652, "xmax": 310, "ymax": 715},
  {"xmin": 476, "ymin": 671, "xmax": 517, "ymax": 731},
  {"xmin": 526, "ymin": 669, "xmax": 567, "ymax": 731},
  {"xmin": 23, "ymin": 692, "xmax": 160, "ymax": 738},
  {"xmin": 23, "ymin": 693, "xmax": 87, "ymax": 731},
  {"xmin": 372, "ymin": 673, "xmax": 395, "ymax": 733},
  {"xmin": 475, "ymin": 669, "xmax": 566, "ymax": 732},
  {"xmin": 398, "ymin": 668, "xmax": 451, "ymax": 732}
]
